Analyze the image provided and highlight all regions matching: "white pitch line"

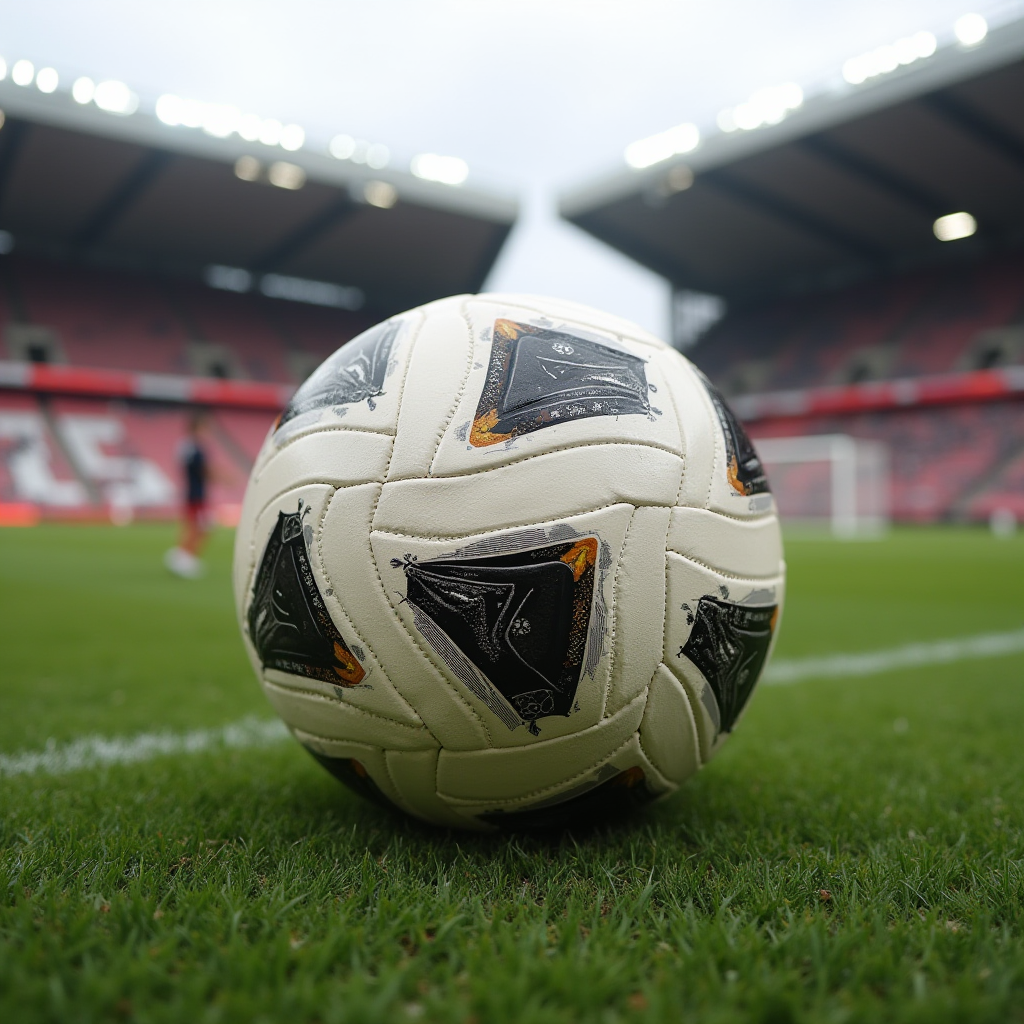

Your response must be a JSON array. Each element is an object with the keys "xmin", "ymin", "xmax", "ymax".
[
  {"xmin": 0, "ymin": 716, "xmax": 288, "ymax": 779},
  {"xmin": 4, "ymin": 629, "xmax": 1023, "ymax": 779},
  {"xmin": 763, "ymin": 628, "xmax": 1024, "ymax": 685}
]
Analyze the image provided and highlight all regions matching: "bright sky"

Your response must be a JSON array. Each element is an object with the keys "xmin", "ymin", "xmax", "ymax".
[{"xmin": 1, "ymin": 0, "xmax": 1019, "ymax": 336}]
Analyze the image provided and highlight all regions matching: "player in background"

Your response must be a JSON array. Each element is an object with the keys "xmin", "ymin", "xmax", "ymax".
[{"xmin": 165, "ymin": 411, "xmax": 222, "ymax": 578}]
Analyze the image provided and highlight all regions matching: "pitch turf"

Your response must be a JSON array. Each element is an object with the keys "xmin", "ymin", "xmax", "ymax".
[{"xmin": 1, "ymin": 524, "xmax": 1022, "ymax": 1023}]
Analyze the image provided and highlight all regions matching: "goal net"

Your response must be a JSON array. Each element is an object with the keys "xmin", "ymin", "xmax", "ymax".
[{"xmin": 753, "ymin": 434, "xmax": 890, "ymax": 537}]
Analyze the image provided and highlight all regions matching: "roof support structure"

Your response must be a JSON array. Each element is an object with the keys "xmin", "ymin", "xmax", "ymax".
[
  {"xmin": 702, "ymin": 168, "xmax": 883, "ymax": 262},
  {"xmin": 923, "ymin": 91, "xmax": 1024, "ymax": 174},
  {"xmin": 73, "ymin": 148, "xmax": 175, "ymax": 252},
  {"xmin": 0, "ymin": 119, "xmax": 31, "ymax": 218},
  {"xmin": 798, "ymin": 134, "xmax": 947, "ymax": 217},
  {"xmin": 574, "ymin": 214, "xmax": 693, "ymax": 288},
  {"xmin": 254, "ymin": 195, "xmax": 358, "ymax": 273}
]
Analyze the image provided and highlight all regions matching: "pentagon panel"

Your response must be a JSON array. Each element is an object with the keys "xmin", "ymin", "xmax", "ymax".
[
  {"xmin": 277, "ymin": 319, "xmax": 400, "ymax": 432},
  {"xmin": 696, "ymin": 369, "xmax": 770, "ymax": 497},
  {"xmin": 398, "ymin": 537, "xmax": 599, "ymax": 734},
  {"xmin": 471, "ymin": 319, "xmax": 650, "ymax": 447},
  {"xmin": 248, "ymin": 500, "xmax": 365, "ymax": 686},
  {"xmin": 679, "ymin": 597, "xmax": 778, "ymax": 733}
]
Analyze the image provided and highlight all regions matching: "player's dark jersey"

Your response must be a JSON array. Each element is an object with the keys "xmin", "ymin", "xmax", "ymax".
[{"xmin": 179, "ymin": 439, "xmax": 207, "ymax": 504}]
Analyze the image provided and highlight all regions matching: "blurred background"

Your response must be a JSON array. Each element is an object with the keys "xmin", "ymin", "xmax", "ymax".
[{"xmin": 0, "ymin": 0, "xmax": 1022, "ymax": 533}]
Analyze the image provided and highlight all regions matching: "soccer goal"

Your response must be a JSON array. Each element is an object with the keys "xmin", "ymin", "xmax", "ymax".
[{"xmin": 754, "ymin": 433, "xmax": 890, "ymax": 537}]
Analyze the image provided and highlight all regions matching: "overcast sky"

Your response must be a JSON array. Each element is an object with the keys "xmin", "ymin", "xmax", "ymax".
[{"xmin": 1, "ymin": 0, "xmax": 1020, "ymax": 336}]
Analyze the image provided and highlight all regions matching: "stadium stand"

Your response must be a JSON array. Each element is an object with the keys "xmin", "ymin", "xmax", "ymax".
[
  {"xmin": 0, "ymin": 389, "xmax": 257, "ymax": 518},
  {"xmin": 0, "ymin": 69, "xmax": 516, "ymax": 521},
  {"xmin": 562, "ymin": 19, "xmax": 1024, "ymax": 525},
  {"xmin": 2, "ymin": 254, "xmax": 372, "ymax": 382},
  {"xmin": 0, "ymin": 391, "xmax": 87, "ymax": 509},
  {"xmin": 970, "ymin": 448, "xmax": 1024, "ymax": 519},
  {"xmin": 0, "ymin": 254, "xmax": 361, "ymax": 518},
  {"xmin": 687, "ymin": 251, "xmax": 1024, "ymax": 523},
  {"xmin": 11, "ymin": 257, "xmax": 188, "ymax": 374},
  {"xmin": 4, "ymin": 248, "xmax": 1020, "ymax": 523},
  {"xmin": 690, "ymin": 253, "xmax": 1024, "ymax": 395}
]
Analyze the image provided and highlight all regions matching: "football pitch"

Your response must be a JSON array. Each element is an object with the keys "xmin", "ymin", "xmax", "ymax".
[{"xmin": 1, "ymin": 524, "xmax": 1021, "ymax": 1023}]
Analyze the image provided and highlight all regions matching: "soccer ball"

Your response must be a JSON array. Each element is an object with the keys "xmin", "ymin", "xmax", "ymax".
[{"xmin": 233, "ymin": 294, "xmax": 784, "ymax": 829}]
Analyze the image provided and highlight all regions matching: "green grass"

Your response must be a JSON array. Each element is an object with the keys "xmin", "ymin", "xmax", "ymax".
[{"xmin": 1, "ymin": 524, "xmax": 1022, "ymax": 1023}]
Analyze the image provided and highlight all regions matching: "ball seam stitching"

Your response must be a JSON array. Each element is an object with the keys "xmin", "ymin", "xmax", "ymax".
[
  {"xmin": 656, "ymin": 349, "xmax": 690, "ymax": 506},
  {"xmin": 415, "ymin": 438, "xmax": 685, "ymax": 481},
  {"xmin": 261, "ymin": 678, "xmax": 433, "ymax": 735},
  {"xmin": 667, "ymin": 548, "xmax": 783, "ymax": 583},
  {"xmin": 427, "ymin": 298, "xmax": 476, "ymax": 476},
  {"xmin": 601, "ymin": 506, "xmax": 635, "ymax": 721},
  {"xmin": 439, "ymin": 707, "xmax": 646, "ymax": 807},
  {"xmin": 370, "ymin": 500, "xmax": 639, "ymax": 542},
  {"xmin": 308, "ymin": 318, "xmax": 432, "ymax": 734},
  {"xmin": 363, "ymin": 312, "xmax": 493, "ymax": 745}
]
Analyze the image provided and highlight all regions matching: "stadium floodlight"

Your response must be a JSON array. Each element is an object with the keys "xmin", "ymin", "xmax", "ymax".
[
  {"xmin": 914, "ymin": 31, "xmax": 938, "ymax": 57},
  {"xmin": 267, "ymin": 161, "xmax": 305, "ymax": 190},
  {"xmin": 94, "ymin": 80, "xmax": 137, "ymax": 115},
  {"xmin": 364, "ymin": 180, "xmax": 398, "ymax": 209},
  {"xmin": 843, "ymin": 31, "xmax": 935, "ymax": 85},
  {"xmin": 933, "ymin": 211, "xmax": 977, "ymax": 241},
  {"xmin": 204, "ymin": 265, "xmax": 253, "ymax": 293},
  {"xmin": 279, "ymin": 124, "xmax": 305, "ymax": 152},
  {"xmin": 955, "ymin": 13, "xmax": 988, "ymax": 46},
  {"xmin": 156, "ymin": 94, "xmax": 301, "ymax": 151},
  {"xmin": 234, "ymin": 155, "xmax": 262, "ymax": 182},
  {"xmin": 666, "ymin": 164, "xmax": 694, "ymax": 192},
  {"xmin": 156, "ymin": 94, "xmax": 208, "ymax": 130},
  {"xmin": 258, "ymin": 118, "xmax": 282, "ymax": 146},
  {"xmin": 329, "ymin": 134, "xmax": 356, "ymax": 160},
  {"xmin": 35, "ymin": 67, "xmax": 58, "ymax": 94},
  {"xmin": 238, "ymin": 113, "xmax": 262, "ymax": 142},
  {"xmin": 202, "ymin": 104, "xmax": 240, "ymax": 139},
  {"xmin": 328, "ymin": 136, "xmax": 391, "ymax": 166},
  {"xmin": 624, "ymin": 123, "xmax": 699, "ymax": 170},
  {"xmin": 841, "ymin": 58, "xmax": 866, "ymax": 84},
  {"xmin": 725, "ymin": 82, "xmax": 803, "ymax": 132},
  {"xmin": 410, "ymin": 153, "xmax": 470, "ymax": 185},
  {"xmin": 155, "ymin": 94, "xmax": 184, "ymax": 126},
  {"xmin": 259, "ymin": 273, "xmax": 364, "ymax": 309},
  {"xmin": 72, "ymin": 77, "xmax": 95, "ymax": 104},
  {"xmin": 12, "ymin": 60, "xmax": 35, "ymax": 87},
  {"xmin": 179, "ymin": 99, "xmax": 205, "ymax": 129},
  {"xmin": 366, "ymin": 143, "xmax": 390, "ymax": 169}
]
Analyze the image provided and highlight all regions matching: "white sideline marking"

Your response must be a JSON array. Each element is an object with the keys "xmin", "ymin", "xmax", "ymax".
[
  {"xmin": 764, "ymin": 628, "xmax": 1024, "ymax": 685},
  {"xmin": 3, "ymin": 630, "xmax": 1023, "ymax": 779},
  {"xmin": 0, "ymin": 716, "xmax": 288, "ymax": 779}
]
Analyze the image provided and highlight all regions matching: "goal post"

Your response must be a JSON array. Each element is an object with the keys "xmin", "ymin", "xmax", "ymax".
[{"xmin": 753, "ymin": 433, "xmax": 890, "ymax": 537}]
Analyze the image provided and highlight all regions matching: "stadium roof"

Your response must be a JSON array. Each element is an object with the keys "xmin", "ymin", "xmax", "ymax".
[
  {"xmin": 560, "ymin": 15, "xmax": 1024, "ymax": 303},
  {"xmin": 0, "ymin": 82, "xmax": 517, "ymax": 316}
]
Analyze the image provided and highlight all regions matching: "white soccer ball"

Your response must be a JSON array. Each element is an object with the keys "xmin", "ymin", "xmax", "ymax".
[{"xmin": 233, "ymin": 294, "xmax": 785, "ymax": 829}]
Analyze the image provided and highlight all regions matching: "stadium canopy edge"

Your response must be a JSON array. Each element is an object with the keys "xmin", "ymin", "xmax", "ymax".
[
  {"xmin": 559, "ymin": 15, "xmax": 1024, "ymax": 304},
  {"xmin": 0, "ymin": 84, "xmax": 517, "ymax": 317}
]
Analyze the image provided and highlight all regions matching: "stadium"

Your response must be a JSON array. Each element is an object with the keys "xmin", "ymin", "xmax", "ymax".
[
  {"xmin": 0, "ymin": 69, "xmax": 515, "ymax": 524},
  {"xmin": 1, "ymin": 4, "xmax": 1022, "ymax": 1023},
  {"xmin": 562, "ymin": 14, "xmax": 1024, "ymax": 532}
]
